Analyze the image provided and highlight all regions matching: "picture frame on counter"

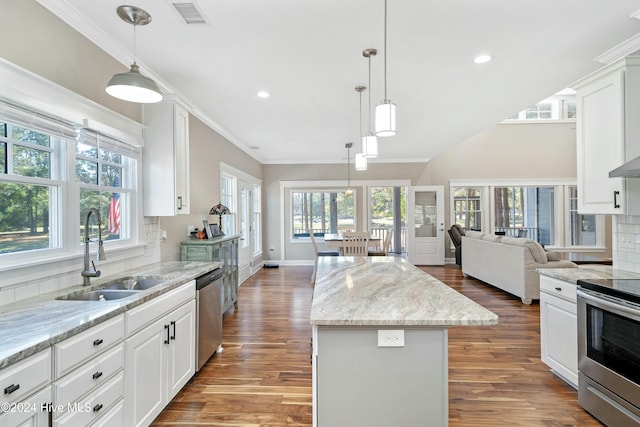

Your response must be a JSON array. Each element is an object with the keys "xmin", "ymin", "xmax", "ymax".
[{"xmin": 203, "ymin": 219, "xmax": 213, "ymax": 239}]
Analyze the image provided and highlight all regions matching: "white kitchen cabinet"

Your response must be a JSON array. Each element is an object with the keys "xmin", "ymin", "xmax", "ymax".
[
  {"xmin": 0, "ymin": 349, "xmax": 52, "ymax": 427},
  {"xmin": 52, "ymin": 314, "xmax": 125, "ymax": 425},
  {"xmin": 539, "ymin": 275, "xmax": 578, "ymax": 388},
  {"xmin": 125, "ymin": 282, "xmax": 196, "ymax": 426},
  {"xmin": 143, "ymin": 97, "xmax": 190, "ymax": 216},
  {"xmin": 573, "ymin": 55, "xmax": 640, "ymax": 214}
]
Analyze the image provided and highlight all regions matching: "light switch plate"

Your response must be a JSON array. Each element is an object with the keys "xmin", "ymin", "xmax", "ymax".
[{"xmin": 378, "ymin": 329, "xmax": 405, "ymax": 347}]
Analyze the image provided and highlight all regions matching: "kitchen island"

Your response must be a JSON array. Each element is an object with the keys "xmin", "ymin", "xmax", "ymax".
[{"xmin": 310, "ymin": 256, "xmax": 498, "ymax": 427}]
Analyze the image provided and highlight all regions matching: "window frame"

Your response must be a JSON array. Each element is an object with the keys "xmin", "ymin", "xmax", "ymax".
[
  {"xmin": 450, "ymin": 179, "xmax": 605, "ymax": 252},
  {"xmin": 0, "ymin": 59, "xmax": 144, "ymax": 276}
]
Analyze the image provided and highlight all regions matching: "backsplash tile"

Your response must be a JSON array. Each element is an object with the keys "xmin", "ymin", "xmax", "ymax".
[
  {"xmin": 613, "ymin": 215, "xmax": 640, "ymax": 273},
  {"xmin": 0, "ymin": 217, "xmax": 162, "ymax": 307}
]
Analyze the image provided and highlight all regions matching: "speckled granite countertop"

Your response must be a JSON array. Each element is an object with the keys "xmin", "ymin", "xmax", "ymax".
[
  {"xmin": 0, "ymin": 261, "xmax": 221, "ymax": 370},
  {"xmin": 310, "ymin": 256, "xmax": 498, "ymax": 326},
  {"xmin": 537, "ymin": 264, "xmax": 640, "ymax": 284}
]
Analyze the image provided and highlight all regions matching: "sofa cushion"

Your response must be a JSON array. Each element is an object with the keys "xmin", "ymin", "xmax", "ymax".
[
  {"xmin": 501, "ymin": 237, "xmax": 548, "ymax": 264},
  {"xmin": 545, "ymin": 251, "xmax": 562, "ymax": 261},
  {"xmin": 482, "ymin": 234, "xmax": 502, "ymax": 243},
  {"xmin": 465, "ymin": 230, "xmax": 485, "ymax": 240}
]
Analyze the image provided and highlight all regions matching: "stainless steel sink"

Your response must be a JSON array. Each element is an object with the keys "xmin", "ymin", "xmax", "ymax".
[
  {"xmin": 99, "ymin": 277, "xmax": 166, "ymax": 291},
  {"xmin": 57, "ymin": 289, "xmax": 140, "ymax": 301}
]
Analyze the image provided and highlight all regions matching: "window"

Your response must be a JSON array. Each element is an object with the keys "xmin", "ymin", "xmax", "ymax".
[
  {"xmin": 505, "ymin": 92, "xmax": 576, "ymax": 122},
  {"xmin": 568, "ymin": 186, "xmax": 599, "ymax": 246},
  {"xmin": 252, "ymin": 183, "xmax": 261, "ymax": 254},
  {"xmin": 291, "ymin": 191, "xmax": 354, "ymax": 238},
  {"xmin": 452, "ymin": 187, "xmax": 481, "ymax": 230},
  {"xmin": 76, "ymin": 132, "xmax": 135, "ymax": 243},
  {"xmin": 369, "ymin": 186, "xmax": 405, "ymax": 253},
  {"xmin": 450, "ymin": 181, "xmax": 604, "ymax": 250},
  {"xmin": 221, "ymin": 173, "xmax": 236, "ymax": 236},
  {"xmin": 494, "ymin": 186, "xmax": 554, "ymax": 244},
  {"xmin": 0, "ymin": 99, "xmax": 139, "ymax": 258}
]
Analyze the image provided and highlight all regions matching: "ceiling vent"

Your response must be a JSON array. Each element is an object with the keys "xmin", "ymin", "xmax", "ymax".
[{"xmin": 171, "ymin": 1, "xmax": 207, "ymax": 25}]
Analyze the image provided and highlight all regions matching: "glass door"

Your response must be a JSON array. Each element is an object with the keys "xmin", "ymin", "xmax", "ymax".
[{"xmin": 407, "ymin": 186, "xmax": 444, "ymax": 265}]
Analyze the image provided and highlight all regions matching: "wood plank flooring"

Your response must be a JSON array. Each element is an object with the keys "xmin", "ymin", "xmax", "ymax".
[{"xmin": 152, "ymin": 264, "xmax": 602, "ymax": 427}]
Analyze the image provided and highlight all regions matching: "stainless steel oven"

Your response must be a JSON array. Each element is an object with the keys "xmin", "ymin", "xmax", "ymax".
[{"xmin": 577, "ymin": 279, "xmax": 640, "ymax": 427}]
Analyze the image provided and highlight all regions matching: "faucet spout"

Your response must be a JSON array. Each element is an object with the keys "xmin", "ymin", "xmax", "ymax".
[{"xmin": 81, "ymin": 208, "xmax": 107, "ymax": 286}]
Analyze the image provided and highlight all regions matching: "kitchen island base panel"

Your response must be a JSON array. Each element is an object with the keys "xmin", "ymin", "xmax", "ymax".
[{"xmin": 315, "ymin": 326, "xmax": 447, "ymax": 427}]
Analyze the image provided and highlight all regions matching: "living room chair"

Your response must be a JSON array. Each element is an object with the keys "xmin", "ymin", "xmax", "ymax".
[
  {"xmin": 341, "ymin": 231, "xmax": 369, "ymax": 256},
  {"xmin": 448, "ymin": 224, "xmax": 465, "ymax": 266}
]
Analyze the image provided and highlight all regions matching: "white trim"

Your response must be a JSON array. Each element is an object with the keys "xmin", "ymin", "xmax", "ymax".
[
  {"xmin": 220, "ymin": 162, "xmax": 261, "ymax": 186},
  {"xmin": 0, "ymin": 58, "xmax": 143, "ymax": 146},
  {"xmin": 262, "ymin": 157, "xmax": 431, "ymax": 165},
  {"xmin": 450, "ymin": 178, "xmax": 576, "ymax": 187},
  {"xmin": 594, "ymin": 33, "xmax": 640, "ymax": 65}
]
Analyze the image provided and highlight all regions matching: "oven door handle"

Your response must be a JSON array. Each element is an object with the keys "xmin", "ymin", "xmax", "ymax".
[{"xmin": 577, "ymin": 289, "xmax": 640, "ymax": 319}]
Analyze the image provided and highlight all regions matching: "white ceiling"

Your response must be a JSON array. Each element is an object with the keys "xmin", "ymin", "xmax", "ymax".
[{"xmin": 39, "ymin": 0, "xmax": 640, "ymax": 164}]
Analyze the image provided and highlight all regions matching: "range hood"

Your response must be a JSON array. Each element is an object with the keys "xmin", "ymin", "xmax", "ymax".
[{"xmin": 609, "ymin": 156, "xmax": 640, "ymax": 177}]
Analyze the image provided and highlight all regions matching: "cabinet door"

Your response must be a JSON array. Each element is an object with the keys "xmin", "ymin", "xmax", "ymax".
[
  {"xmin": 540, "ymin": 292, "xmax": 578, "ymax": 387},
  {"xmin": 125, "ymin": 317, "xmax": 166, "ymax": 427},
  {"xmin": 166, "ymin": 300, "xmax": 196, "ymax": 401},
  {"xmin": 174, "ymin": 103, "xmax": 190, "ymax": 214},
  {"xmin": 576, "ymin": 69, "xmax": 625, "ymax": 214}
]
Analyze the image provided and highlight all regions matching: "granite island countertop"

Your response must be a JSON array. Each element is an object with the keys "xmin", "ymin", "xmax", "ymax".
[
  {"xmin": 537, "ymin": 264, "xmax": 640, "ymax": 284},
  {"xmin": 310, "ymin": 256, "xmax": 498, "ymax": 326},
  {"xmin": 0, "ymin": 261, "xmax": 221, "ymax": 369}
]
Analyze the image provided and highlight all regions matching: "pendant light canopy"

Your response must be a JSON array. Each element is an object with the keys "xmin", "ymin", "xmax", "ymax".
[
  {"xmin": 375, "ymin": 0, "xmax": 396, "ymax": 136},
  {"xmin": 106, "ymin": 5, "xmax": 163, "ymax": 104},
  {"xmin": 363, "ymin": 49, "xmax": 379, "ymax": 158},
  {"xmin": 345, "ymin": 143, "xmax": 354, "ymax": 196}
]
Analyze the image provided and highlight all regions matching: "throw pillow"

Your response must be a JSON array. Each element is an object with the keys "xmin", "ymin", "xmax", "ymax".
[
  {"xmin": 482, "ymin": 234, "xmax": 502, "ymax": 242},
  {"xmin": 501, "ymin": 237, "xmax": 548, "ymax": 264}
]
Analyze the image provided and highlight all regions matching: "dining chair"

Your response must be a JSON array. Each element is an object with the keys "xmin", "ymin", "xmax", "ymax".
[
  {"xmin": 341, "ymin": 231, "xmax": 369, "ymax": 256},
  {"xmin": 308, "ymin": 230, "xmax": 338, "ymax": 286},
  {"xmin": 369, "ymin": 229, "xmax": 393, "ymax": 256}
]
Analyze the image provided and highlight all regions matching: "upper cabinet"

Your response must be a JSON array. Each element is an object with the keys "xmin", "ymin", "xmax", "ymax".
[
  {"xmin": 574, "ymin": 55, "xmax": 640, "ymax": 215},
  {"xmin": 143, "ymin": 98, "xmax": 191, "ymax": 216}
]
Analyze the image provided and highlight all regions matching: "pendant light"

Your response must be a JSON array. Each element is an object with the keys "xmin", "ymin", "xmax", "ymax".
[
  {"xmin": 345, "ymin": 143, "xmax": 354, "ymax": 196},
  {"xmin": 106, "ymin": 5, "xmax": 163, "ymax": 103},
  {"xmin": 355, "ymin": 86, "xmax": 368, "ymax": 171},
  {"xmin": 375, "ymin": 0, "xmax": 396, "ymax": 136},
  {"xmin": 362, "ymin": 49, "xmax": 379, "ymax": 158}
]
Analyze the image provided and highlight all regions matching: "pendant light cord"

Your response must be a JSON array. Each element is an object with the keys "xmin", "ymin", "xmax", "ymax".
[
  {"xmin": 368, "ymin": 55, "xmax": 372, "ymax": 132},
  {"xmin": 132, "ymin": 23, "xmax": 138, "ymax": 65},
  {"xmin": 383, "ymin": 0, "xmax": 388, "ymax": 100}
]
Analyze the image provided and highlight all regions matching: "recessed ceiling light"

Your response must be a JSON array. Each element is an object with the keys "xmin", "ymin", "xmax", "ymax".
[
  {"xmin": 257, "ymin": 91, "xmax": 270, "ymax": 98},
  {"xmin": 474, "ymin": 54, "xmax": 492, "ymax": 64}
]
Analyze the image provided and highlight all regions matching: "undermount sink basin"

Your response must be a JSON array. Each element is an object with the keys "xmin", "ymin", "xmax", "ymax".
[
  {"xmin": 99, "ymin": 277, "xmax": 166, "ymax": 291},
  {"xmin": 57, "ymin": 289, "xmax": 140, "ymax": 301}
]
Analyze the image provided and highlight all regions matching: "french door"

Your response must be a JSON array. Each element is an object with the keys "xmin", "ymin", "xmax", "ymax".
[
  {"xmin": 407, "ymin": 186, "xmax": 445, "ymax": 265},
  {"xmin": 237, "ymin": 179, "xmax": 253, "ymax": 283}
]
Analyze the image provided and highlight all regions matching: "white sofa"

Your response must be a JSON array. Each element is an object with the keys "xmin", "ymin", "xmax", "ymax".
[{"xmin": 461, "ymin": 231, "xmax": 577, "ymax": 304}]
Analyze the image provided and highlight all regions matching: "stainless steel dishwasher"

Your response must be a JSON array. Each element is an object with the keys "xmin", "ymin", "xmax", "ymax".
[{"xmin": 196, "ymin": 267, "xmax": 224, "ymax": 371}]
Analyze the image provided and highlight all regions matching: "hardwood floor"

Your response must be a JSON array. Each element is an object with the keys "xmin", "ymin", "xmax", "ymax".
[{"xmin": 152, "ymin": 265, "xmax": 602, "ymax": 427}]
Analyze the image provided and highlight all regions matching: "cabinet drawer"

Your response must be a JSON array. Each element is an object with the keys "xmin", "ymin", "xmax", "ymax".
[
  {"xmin": 53, "ymin": 343, "xmax": 123, "ymax": 412},
  {"xmin": 91, "ymin": 398, "xmax": 124, "ymax": 427},
  {"xmin": 540, "ymin": 276, "xmax": 577, "ymax": 303},
  {"xmin": 182, "ymin": 245, "xmax": 212, "ymax": 261},
  {"xmin": 55, "ymin": 371, "xmax": 123, "ymax": 426},
  {"xmin": 0, "ymin": 348, "xmax": 51, "ymax": 405},
  {"xmin": 125, "ymin": 281, "xmax": 195, "ymax": 336},
  {"xmin": 0, "ymin": 385, "xmax": 51, "ymax": 427},
  {"xmin": 54, "ymin": 315, "xmax": 124, "ymax": 378}
]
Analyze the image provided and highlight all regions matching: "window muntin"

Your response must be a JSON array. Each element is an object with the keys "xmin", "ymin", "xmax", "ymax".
[
  {"xmin": 505, "ymin": 94, "xmax": 576, "ymax": 122},
  {"xmin": 291, "ymin": 191, "xmax": 354, "ymax": 238},
  {"xmin": 221, "ymin": 174, "xmax": 236, "ymax": 236}
]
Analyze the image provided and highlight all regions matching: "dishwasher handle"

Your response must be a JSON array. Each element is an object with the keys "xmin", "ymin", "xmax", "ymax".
[{"xmin": 196, "ymin": 268, "xmax": 224, "ymax": 290}]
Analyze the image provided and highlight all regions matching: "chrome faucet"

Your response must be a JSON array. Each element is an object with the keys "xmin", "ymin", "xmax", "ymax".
[{"xmin": 81, "ymin": 208, "xmax": 107, "ymax": 286}]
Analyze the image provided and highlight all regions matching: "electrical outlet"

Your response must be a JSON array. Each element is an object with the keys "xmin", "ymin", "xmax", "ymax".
[{"xmin": 377, "ymin": 329, "xmax": 405, "ymax": 347}]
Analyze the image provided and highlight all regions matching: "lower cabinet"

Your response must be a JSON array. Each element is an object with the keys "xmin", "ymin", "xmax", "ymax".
[
  {"xmin": 540, "ymin": 275, "xmax": 578, "ymax": 388},
  {"xmin": 0, "ymin": 385, "xmax": 51, "ymax": 427},
  {"xmin": 125, "ymin": 283, "xmax": 196, "ymax": 427}
]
